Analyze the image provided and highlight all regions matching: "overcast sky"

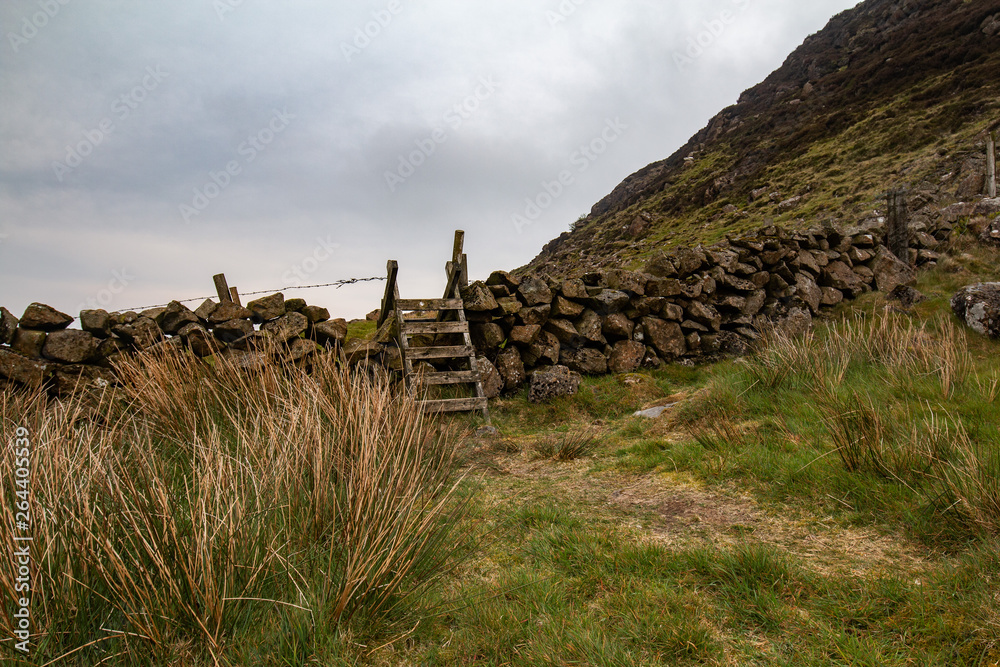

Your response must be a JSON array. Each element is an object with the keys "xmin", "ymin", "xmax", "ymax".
[{"xmin": 0, "ymin": 0, "xmax": 859, "ymax": 320}]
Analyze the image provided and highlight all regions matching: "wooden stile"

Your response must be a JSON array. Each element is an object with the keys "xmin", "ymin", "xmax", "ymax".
[{"xmin": 376, "ymin": 230, "xmax": 490, "ymax": 422}]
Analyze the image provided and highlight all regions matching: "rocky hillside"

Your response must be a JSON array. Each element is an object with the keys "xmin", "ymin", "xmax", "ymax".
[{"xmin": 524, "ymin": 0, "xmax": 1000, "ymax": 278}]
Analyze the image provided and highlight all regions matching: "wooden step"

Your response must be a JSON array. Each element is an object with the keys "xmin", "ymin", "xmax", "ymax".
[
  {"xmin": 406, "ymin": 345, "xmax": 476, "ymax": 361},
  {"xmin": 409, "ymin": 370, "xmax": 479, "ymax": 386},
  {"xmin": 419, "ymin": 397, "xmax": 489, "ymax": 414},
  {"xmin": 401, "ymin": 321, "xmax": 469, "ymax": 335},
  {"xmin": 397, "ymin": 298, "xmax": 464, "ymax": 311}
]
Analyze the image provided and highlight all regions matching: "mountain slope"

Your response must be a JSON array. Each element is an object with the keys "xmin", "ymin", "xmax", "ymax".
[{"xmin": 524, "ymin": 0, "xmax": 1000, "ymax": 278}]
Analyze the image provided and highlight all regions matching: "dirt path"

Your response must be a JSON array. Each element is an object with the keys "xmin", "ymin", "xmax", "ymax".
[{"xmin": 467, "ymin": 436, "xmax": 935, "ymax": 579}]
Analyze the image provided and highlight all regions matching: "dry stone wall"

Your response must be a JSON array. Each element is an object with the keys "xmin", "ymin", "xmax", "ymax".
[
  {"xmin": 3, "ymin": 196, "xmax": 996, "ymax": 400},
  {"xmin": 460, "ymin": 202, "xmax": 988, "ymax": 394},
  {"xmin": 0, "ymin": 292, "xmax": 348, "ymax": 397}
]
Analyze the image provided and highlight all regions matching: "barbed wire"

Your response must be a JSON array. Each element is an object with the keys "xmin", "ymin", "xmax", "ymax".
[{"xmin": 116, "ymin": 276, "xmax": 386, "ymax": 313}]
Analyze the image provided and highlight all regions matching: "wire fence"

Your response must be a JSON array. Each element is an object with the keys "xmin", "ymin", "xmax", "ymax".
[{"xmin": 117, "ymin": 276, "xmax": 386, "ymax": 313}]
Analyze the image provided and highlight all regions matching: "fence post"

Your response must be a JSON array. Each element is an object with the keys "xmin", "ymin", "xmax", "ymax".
[
  {"xmin": 213, "ymin": 273, "xmax": 233, "ymax": 303},
  {"xmin": 229, "ymin": 286, "xmax": 242, "ymax": 306},
  {"xmin": 887, "ymin": 189, "xmax": 910, "ymax": 264},
  {"xmin": 987, "ymin": 131, "xmax": 997, "ymax": 198}
]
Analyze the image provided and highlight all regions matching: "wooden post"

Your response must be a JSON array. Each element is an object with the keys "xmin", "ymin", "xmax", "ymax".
[
  {"xmin": 988, "ymin": 131, "xmax": 997, "ymax": 199},
  {"xmin": 378, "ymin": 260, "xmax": 398, "ymax": 328},
  {"xmin": 887, "ymin": 189, "xmax": 910, "ymax": 264},
  {"xmin": 229, "ymin": 287, "xmax": 242, "ymax": 306},
  {"xmin": 213, "ymin": 273, "xmax": 233, "ymax": 303}
]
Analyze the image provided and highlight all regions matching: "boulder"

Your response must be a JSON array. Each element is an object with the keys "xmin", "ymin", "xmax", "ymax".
[
  {"xmin": 461, "ymin": 282, "xmax": 499, "ymax": 312},
  {"xmin": 207, "ymin": 301, "xmax": 253, "ymax": 325},
  {"xmin": 285, "ymin": 298, "xmax": 308, "ymax": 313},
  {"xmin": 214, "ymin": 319, "xmax": 254, "ymax": 344},
  {"xmin": 551, "ymin": 296, "xmax": 584, "ymax": 318},
  {"xmin": 343, "ymin": 338, "xmax": 383, "ymax": 364},
  {"xmin": 972, "ymin": 198, "xmax": 1000, "ymax": 217},
  {"xmin": 528, "ymin": 365, "xmax": 581, "ymax": 403},
  {"xmin": 52, "ymin": 365, "xmax": 116, "ymax": 398},
  {"xmin": 544, "ymin": 319, "xmax": 581, "ymax": 347},
  {"xmin": 605, "ymin": 269, "xmax": 647, "ymax": 295},
  {"xmin": 495, "ymin": 347, "xmax": 526, "ymax": 390},
  {"xmin": 80, "ymin": 309, "xmax": 112, "ymax": 338},
  {"xmin": 607, "ymin": 340, "xmax": 645, "ymax": 374},
  {"xmin": 792, "ymin": 273, "xmax": 822, "ymax": 313},
  {"xmin": 672, "ymin": 247, "xmax": 705, "ymax": 276},
  {"xmin": 496, "ymin": 297, "xmax": 523, "ymax": 316},
  {"xmin": 159, "ymin": 301, "xmax": 200, "ymax": 335},
  {"xmin": 820, "ymin": 287, "xmax": 845, "ymax": 307},
  {"xmin": 247, "ymin": 293, "xmax": 285, "ymax": 321},
  {"xmin": 94, "ymin": 338, "xmax": 131, "ymax": 367},
  {"xmin": 140, "ymin": 307, "xmax": 167, "ymax": 324},
  {"xmin": 0, "ymin": 308, "xmax": 19, "ymax": 345},
  {"xmin": 870, "ymin": 246, "xmax": 916, "ymax": 293},
  {"xmin": 776, "ymin": 307, "xmax": 813, "ymax": 338},
  {"xmin": 951, "ymin": 283, "xmax": 1000, "ymax": 338},
  {"xmin": 886, "ymin": 285, "xmax": 928, "ymax": 310},
  {"xmin": 574, "ymin": 309, "xmax": 606, "ymax": 345},
  {"xmin": 281, "ymin": 338, "xmax": 316, "ymax": 363},
  {"xmin": 590, "ymin": 290, "xmax": 630, "ymax": 314},
  {"xmin": 230, "ymin": 331, "xmax": 273, "ymax": 351},
  {"xmin": 11, "ymin": 329, "xmax": 46, "ymax": 358},
  {"xmin": 477, "ymin": 357, "xmax": 504, "ymax": 398},
  {"xmin": 742, "ymin": 290, "xmax": 767, "ymax": 316},
  {"xmin": 980, "ymin": 216, "xmax": 1000, "ymax": 246},
  {"xmin": 509, "ymin": 325, "xmax": 541, "ymax": 345},
  {"xmin": 195, "ymin": 299, "xmax": 218, "ymax": 321},
  {"xmin": 178, "ymin": 323, "xmax": 220, "ymax": 357},
  {"xmin": 301, "ymin": 305, "xmax": 331, "ymax": 324},
  {"xmin": 661, "ymin": 303, "xmax": 685, "ymax": 321},
  {"xmin": 19, "ymin": 303, "xmax": 72, "ymax": 331},
  {"xmin": 686, "ymin": 301, "xmax": 721, "ymax": 331},
  {"xmin": 313, "ymin": 319, "xmax": 349, "ymax": 347},
  {"xmin": 471, "ymin": 322, "xmax": 505, "ymax": 351},
  {"xmin": 821, "ymin": 261, "xmax": 865, "ymax": 294},
  {"xmin": 486, "ymin": 270, "xmax": 521, "ymax": 291},
  {"xmin": 518, "ymin": 277, "xmax": 553, "ymax": 306},
  {"xmin": 560, "ymin": 278, "xmax": 589, "ymax": 300},
  {"xmin": 601, "ymin": 313, "xmax": 634, "ymax": 341},
  {"xmin": 646, "ymin": 278, "xmax": 683, "ymax": 298},
  {"xmin": 560, "ymin": 348, "xmax": 608, "ymax": 375},
  {"xmin": 262, "ymin": 312, "xmax": 309, "ymax": 341},
  {"xmin": 523, "ymin": 331, "xmax": 560, "ymax": 367},
  {"xmin": 518, "ymin": 305, "xmax": 551, "ymax": 326},
  {"xmin": 42, "ymin": 330, "xmax": 99, "ymax": 363},
  {"xmin": 112, "ymin": 317, "xmax": 163, "ymax": 350},
  {"xmin": 642, "ymin": 317, "xmax": 687, "ymax": 359},
  {"xmin": 0, "ymin": 349, "xmax": 52, "ymax": 388},
  {"xmin": 111, "ymin": 311, "xmax": 139, "ymax": 326}
]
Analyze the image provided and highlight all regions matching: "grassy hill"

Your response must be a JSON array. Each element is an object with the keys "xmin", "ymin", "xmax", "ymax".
[{"xmin": 524, "ymin": 0, "xmax": 1000, "ymax": 278}]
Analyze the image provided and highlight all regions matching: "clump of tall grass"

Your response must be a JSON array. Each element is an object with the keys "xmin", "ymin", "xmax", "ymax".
[
  {"xmin": 741, "ymin": 310, "xmax": 975, "ymax": 399},
  {"xmin": 680, "ymin": 306, "xmax": 1000, "ymax": 540},
  {"xmin": 0, "ymin": 344, "xmax": 472, "ymax": 664}
]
